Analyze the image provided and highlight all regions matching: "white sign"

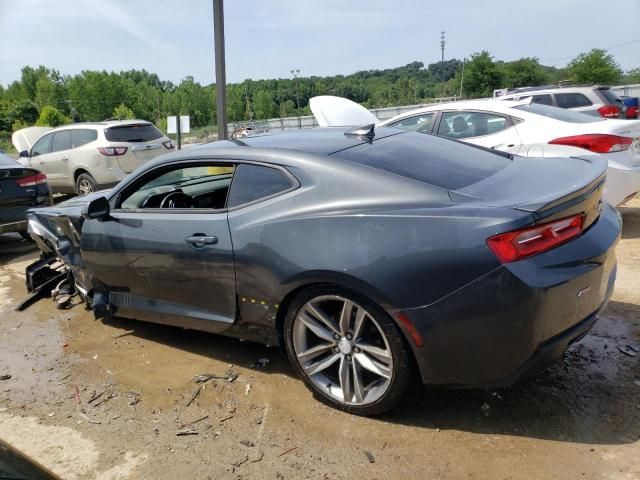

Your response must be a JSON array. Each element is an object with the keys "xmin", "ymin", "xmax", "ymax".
[{"xmin": 167, "ymin": 115, "xmax": 190, "ymax": 134}]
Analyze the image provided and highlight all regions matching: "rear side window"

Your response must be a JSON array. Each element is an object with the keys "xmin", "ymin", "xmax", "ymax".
[
  {"xmin": 51, "ymin": 131, "xmax": 72, "ymax": 152},
  {"xmin": 555, "ymin": 93, "xmax": 593, "ymax": 108},
  {"xmin": 72, "ymin": 129, "xmax": 98, "ymax": 148},
  {"xmin": 333, "ymin": 131, "xmax": 511, "ymax": 190},
  {"xmin": 437, "ymin": 111, "xmax": 510, "ymax": 139},
  {"xmin": 31, "ymin": 134, "xmax": 53, "ymax": 157},
  {"xmin": 105, "ymin": 124, "xmax": 163, "ymax": 142},
  {"xmin": 387, "ymin": 113, "xmax": 435, "ymax": 133},
  {"xmin": 599, "ymin": 89, "xmax": 623, "ymax": 104},
  {"xmin": 227, "ymin": 164, "xmax": 294, "ymax": 208},
  {"xmin": 517, "ymin": 94, "xmax": 553, "ymax": 105}
]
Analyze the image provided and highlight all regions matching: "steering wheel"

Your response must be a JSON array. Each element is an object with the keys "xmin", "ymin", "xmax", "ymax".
[{"xmin": 159, "ymin": 190, "xmax": 194, "ymax": 209}]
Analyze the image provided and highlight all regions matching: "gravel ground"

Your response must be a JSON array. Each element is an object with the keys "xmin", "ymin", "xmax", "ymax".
[{"xmin": 0, "ymin": 198, "xmax": 639, "ymax": 479}]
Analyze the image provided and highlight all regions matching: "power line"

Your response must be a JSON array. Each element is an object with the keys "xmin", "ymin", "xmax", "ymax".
[{"xmin": 541, "ymin": 38, "xmax": 640, "ymax": 63}]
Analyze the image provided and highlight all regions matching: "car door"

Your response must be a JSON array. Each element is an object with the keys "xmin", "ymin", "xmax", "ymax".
[
  {"xmin": 80, "ymin": 161, "xmax": 237, "ymax": 332},
  {"xmin": 435, "ymin": 110, "xmax": 522, "ymax": 153},
  {"xmin": 45, "ymin": 130, "xmax": 73, "ymax": 189}
]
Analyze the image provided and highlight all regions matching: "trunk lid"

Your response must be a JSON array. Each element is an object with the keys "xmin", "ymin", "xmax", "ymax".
[
  {"xmin": 310, "ymin": 95, "xmax": 379, "ymax": 127},
  {"xmin": 104, "ymin": 123, "xmax": 168, "ymax": 173},
  {"xmin": 451, "ymin": 154, "xmax": 607, "ymax": 227}
]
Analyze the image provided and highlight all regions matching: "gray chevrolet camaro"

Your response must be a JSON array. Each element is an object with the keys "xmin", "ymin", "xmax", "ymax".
[{"xmin": 25, "ymin": 126, "xmax": 620, "ymax": 415}]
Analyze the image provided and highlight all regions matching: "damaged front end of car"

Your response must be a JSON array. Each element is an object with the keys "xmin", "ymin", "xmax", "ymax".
[{"xmin": 19, "ymin": 194, "xmax": 104, "ymax": 312}]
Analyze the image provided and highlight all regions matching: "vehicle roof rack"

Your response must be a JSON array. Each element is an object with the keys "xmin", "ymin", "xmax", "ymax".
[{"xmin": 344, "ymin": 123, "xmax": 375, "ymax": 139}]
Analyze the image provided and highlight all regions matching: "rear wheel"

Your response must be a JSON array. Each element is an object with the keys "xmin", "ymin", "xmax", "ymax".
[
  {"xmin": 284, "ymin": 285, "xmax": 412, "ymax": 416},
  {"xmin": 75, "ymin": 173, "xmax": 97, "ymax": 196}
]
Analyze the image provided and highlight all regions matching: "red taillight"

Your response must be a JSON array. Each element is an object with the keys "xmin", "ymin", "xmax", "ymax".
[
  {"xmin": 97, "ymin": 146, "xmax": 128, "ymax": 156},
  {"xmin": 626, "ymin": 106, "xmax": 639, "ymax": 119},
  {"xmin": 487, "ymin": 214, "xmax": 585, "ymax": 263},
  {"xmin": 549, "ymin": 134, "xmax": 632, "ymax": 153},
  {"xmin": 16, "ymin": 172, "xmax": 47, "ymax": 187},
  {"xmin": 597, "ymin": 105, "xmax": 620, "ymax": 118},
  {"xmin": 162, "ymin": 140, "xmax": 175, "ymax": 149}
]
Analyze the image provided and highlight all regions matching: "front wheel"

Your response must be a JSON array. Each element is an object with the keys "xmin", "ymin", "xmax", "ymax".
[
  {"xmin": 284, "ymin": 285, "xmax": 412, "ymax": 416},
  {"xmin": 75, "ymin": 173, "xmax": 97, "ymax": 196}
]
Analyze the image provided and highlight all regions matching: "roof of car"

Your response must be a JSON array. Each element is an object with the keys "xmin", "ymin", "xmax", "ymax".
[
  {"xmin": 227, "ymin": 126, "xmax": 404, "ymax": 155},
  {"xmin": 50, "ymin": 119, "xmax": 153, "ymax": 130},
  {"xmin": 382, "ymin": 99, "xmax": 523, "ymax": 123}
]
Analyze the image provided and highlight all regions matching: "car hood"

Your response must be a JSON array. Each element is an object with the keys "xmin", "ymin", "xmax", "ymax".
[
  {"xmin": 310, "ymin": 95, "xmax": 379, "ymax": 127},
  {"xmin": 12, "ymin": 126, "xmax": 52, "ymax": 153}
]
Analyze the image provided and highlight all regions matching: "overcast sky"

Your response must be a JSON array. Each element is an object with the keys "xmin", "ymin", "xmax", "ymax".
[{"xmin": 0, "ymin": 0, "xmax": 638, "ymax": 87}]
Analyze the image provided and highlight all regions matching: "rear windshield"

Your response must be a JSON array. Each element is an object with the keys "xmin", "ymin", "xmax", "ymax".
[
  {"xmin": 598, "ymin": 88, "xmax": 623, "ymax": 104},
  {"xmin": 512, "ymin": 103, "xmax": 601, "ymax": 123},
  {"xmin": 105, "ymin": 124, "xmax": 164, "ymax": 142},
  {"xmin": 333, "ymin": 131, "xmax": 511, "ymax": 190}
]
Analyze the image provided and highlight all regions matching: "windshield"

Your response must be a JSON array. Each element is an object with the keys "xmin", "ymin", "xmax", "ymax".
[
  {"xmin": 512, "ymin": 103, "xmax": 602, "ymax": 123},
  {"xmin": 104, "ymin": 124, "xmax": 164, "ymax": 142}
]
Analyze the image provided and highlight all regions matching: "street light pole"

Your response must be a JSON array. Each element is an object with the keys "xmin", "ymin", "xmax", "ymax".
[
  {"xmin": 291, "ymin": 69, "xmax": 301, "ymax": 129},
  {"xmin": 213, "ymin": 0, "xmax": 227, "ymax": 140}
]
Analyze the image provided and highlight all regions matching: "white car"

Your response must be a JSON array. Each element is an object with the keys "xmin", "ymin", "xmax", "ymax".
[
  {"xmin": 310, "ymin": 96, "xmax": 640, "ymax": 206},
  {"xmin": 13, "ymin": 121, "xmax": 174, "ymax": 195}
]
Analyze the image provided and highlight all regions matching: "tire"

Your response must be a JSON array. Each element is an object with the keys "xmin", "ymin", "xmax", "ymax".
[
  {"xmin": 283, "ymin": 285, "xmax": 412, "ymax": 416},
  {"xmin": 75, "ymin": 173, "xmax": 97, "ymax": 196}
]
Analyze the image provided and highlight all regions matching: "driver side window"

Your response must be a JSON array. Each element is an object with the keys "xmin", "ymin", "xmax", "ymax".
[
  {"xmin": 119, "ymin": 164, "xmax": 235, "ymax": 210},
  {"xmin": 31, "ymin": 134, "xmax": 53, "ymax": 157}
]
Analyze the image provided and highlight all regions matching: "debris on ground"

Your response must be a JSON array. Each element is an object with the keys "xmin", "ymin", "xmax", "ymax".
[
  {"xmin": 93, "ymin": 392, "xmax": 116, "ymax": 407},
  {"xmin": 185, "ymin": 386, "xmax": 202, "ymax": 407},
  {"xmin": 278, "ymin": 447, "xmax": 297, "ymax": 458},
  {"xmin": 364, "ymin": 451, "xmax": 375, "ymax": 463},
  {"xmin": 245, "ymin": 384, "xmax": 251, "ymax": 395},
  {"xmin": 87, "ymin": 389, "xmax": 106, "ymax": 404},
  {"xmin": 79, "ymin": 412, "xmax": 101, "ymax": 425},
  {"xmin": 481, "ymin": 403, "xmax": 491, "ymax": 416},
  {"xmin": 249, "ymin": 452, "xmax": 264, "ymax": 463},
  {"xmin": 232, "ymin": 455, "xmax": 249, "ymax": 467},
  {"xmin": 251, "ymin": 358, "xmax": 270, "ymax": 368},
  {"xmin": 618, "ymin": 345, "xmax": 638, "ymax": 357},
  {"xmin": 112, "ymin": 330, "xmax": 135, "ymax": 340},
  {"xmin": 240, "ymin": 440, "xmax": 255, "ymax": 447},
  {"xmin": 0, "ymin": 374, "xmax": 11, "ymax": 381},
  {"xmin": 73, "ymin": 384, "xmax": 81, "ymax": 404},
  {"xmin": 126, "ymin": 391, "xmax": 141, "ymax": 406},
  {"xmin": 176, "ymin": 428, "xmax": 198, "ymax": 436},
  {"xmin": 194, "ymin": 371, "xmax": 238, "ymax": 384}
]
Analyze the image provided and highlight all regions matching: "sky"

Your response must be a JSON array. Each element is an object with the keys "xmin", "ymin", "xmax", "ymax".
[{"xmin": 0, "ymin": 0, "xmax": 638, "ymax": 87}]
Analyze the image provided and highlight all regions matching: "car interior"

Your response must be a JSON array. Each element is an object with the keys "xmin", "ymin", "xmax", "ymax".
[{"xmin": 119, "ymin": 166, "xmax": 235, "ymax": 210}]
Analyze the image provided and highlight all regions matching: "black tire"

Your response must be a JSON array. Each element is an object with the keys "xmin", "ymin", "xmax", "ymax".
[
  {"xmin": 283, "ymin": 284, "xmax": 412, "ymax": 416},
  {"xmin": 75, "ymin": 173, "xmax": 97, "ymax": 196}
]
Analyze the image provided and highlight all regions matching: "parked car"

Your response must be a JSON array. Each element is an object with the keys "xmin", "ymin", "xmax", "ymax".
[
  {"xmin": 310, "ymin": 96, "xmax": 640, "ymax": 207},
  {"xmin": 12, "ymin": 121, "xmax": 174, "ymax": 195},
  {"xmin": 495, "ymin": 85, "xmax": 627, "ymax": 119},
  {"xmin": 0, "ymin": 151, "xmax": 51, "ymax": 238},
  {"xmin": 620, "ymin": 96, "xmax": 639, "ymax": 119},
  {"xmin": 26, "ymin": 127, "xmax": 619, "ymax": 415}
]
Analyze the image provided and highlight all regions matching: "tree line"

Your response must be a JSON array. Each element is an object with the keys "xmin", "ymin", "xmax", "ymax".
[{"xmin": 1, "ymin": 48, "xmax": 638, "ymax": 152}]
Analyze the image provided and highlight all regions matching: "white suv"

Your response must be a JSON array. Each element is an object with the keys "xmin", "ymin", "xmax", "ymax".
[{"xmin": 13, "ymin": 120, "xmax": 174, "ymax": 195}]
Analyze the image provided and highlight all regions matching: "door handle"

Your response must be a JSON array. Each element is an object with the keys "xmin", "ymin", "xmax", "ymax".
[
  {"xmin": 61, "ymin": 157, "xmax": 69, "ymax": 161},
  {"xmin": 185, "ymin": 234, "xmax": 218, "ymax": 247}
]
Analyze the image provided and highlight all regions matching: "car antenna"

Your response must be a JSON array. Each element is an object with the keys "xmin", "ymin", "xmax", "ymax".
[{"xmin": 344, "ymin": 123, "xmax": 375, "ymax": 140}]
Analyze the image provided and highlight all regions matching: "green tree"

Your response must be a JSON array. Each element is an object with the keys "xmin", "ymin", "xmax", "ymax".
[
  {"xmin": 567, "ymin": 49, "xmax": 622, "ymax": 84},
  {"xmin": 623, "ymin": 68, "xmax": 640, "ymax": 84},
  {"xmin": 462, "ymin": 51, "xmax": 503, "ymax": 98},
  {"xmin": 501, "ymin": 58, "xmax": 549, "ymax": 88},
  {"xmin": 36, "ymin": 105, "xmax": 71, "ymax": 127},
  {"xmin": 253, "ymin": 89, "xmax": 275, "ymax": 119},
  {"xmin": 112, "ymin": 103, "xmax": 135, "ymax": 120},
  {"xmin": 279, "ymin": 99, "xmax": 296, "ymax": 118}
]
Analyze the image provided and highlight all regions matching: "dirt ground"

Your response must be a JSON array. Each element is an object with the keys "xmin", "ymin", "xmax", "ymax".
[{"xmin": 0, "ymin": 200, "xmax": 639, "ymax": 480}]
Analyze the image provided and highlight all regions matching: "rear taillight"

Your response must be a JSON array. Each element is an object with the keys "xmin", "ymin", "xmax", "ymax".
[
  {"xmin": 487, "ymin": 214, "xmax": 585, "ymax": 263},
  {"xmin": 16, "ymin": 172, "xmax": 47, "ymax": 187},
  {"xmin": 597, "ymin": 105, "xmax": 620, "ymax": 118},
  {"xmin": 549, "ymin": 134, "xmax": 633, "ymax": 153},
  {"xmin": 163, "ymin": 140, "xmax": 175, "ymax": 149},
  {"xmin": 626, "ymin": 106, "xmax": 639, "ymax": 119},
  {"xmin": 97, "ymin": 147, "xmax": 128, "ymax": 156}
]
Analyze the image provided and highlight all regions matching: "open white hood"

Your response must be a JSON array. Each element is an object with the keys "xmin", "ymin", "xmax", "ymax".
[
  {"xmin": 12, "ymin": 126, "xmax": 52, "ymax": 153},
  {"xmin": 310, "ymin": 96, "xmax": 379, "ymax": 127}
]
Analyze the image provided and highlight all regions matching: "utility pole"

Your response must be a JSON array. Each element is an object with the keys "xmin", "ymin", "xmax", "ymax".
[
  {"xmin": 440, "ymin": 31, "xmax": 446, "ymax": 83},
  {"xmin": 213, "ymin": 0, "xmax": 227, "ymax": 140},
  {"xmin": 459, "ymin": 58, "xmax": 466, "ymax": 99},
  {"xmin": 291, "ymin": 69, "xmax": 301, "ymax": 129}
]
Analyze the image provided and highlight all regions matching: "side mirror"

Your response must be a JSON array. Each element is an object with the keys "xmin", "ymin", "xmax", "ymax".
[
  {"xmin": 82, "ymin": 196, "xmax": 110, "ymax": 220},
  {"xmin": 19, "ymin": 150, "xmax": 29, "ymax": 158}
]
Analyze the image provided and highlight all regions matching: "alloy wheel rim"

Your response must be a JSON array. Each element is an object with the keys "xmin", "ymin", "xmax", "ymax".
[
  {"xmin": 78, "ymin": 179, "xmax": 93, "ymax": 195},
  {"xmin": 292, "ymin": 295, "xmax": 393, "ymax": 406}
]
